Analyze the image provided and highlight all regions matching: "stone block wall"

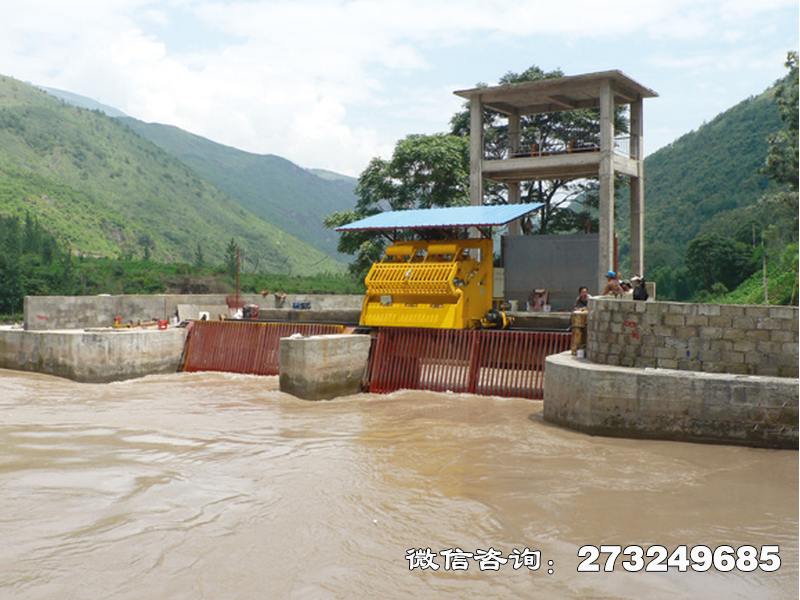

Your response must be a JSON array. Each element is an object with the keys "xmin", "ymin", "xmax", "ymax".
[{"xmin": 587, "ymin": 298, "xmax": 798, "ymax": 377}]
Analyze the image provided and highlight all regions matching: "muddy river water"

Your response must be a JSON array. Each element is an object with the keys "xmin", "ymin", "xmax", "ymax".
[{"xmin": 0, "ymin": 369, "xmax": 796, "ymax": 599}]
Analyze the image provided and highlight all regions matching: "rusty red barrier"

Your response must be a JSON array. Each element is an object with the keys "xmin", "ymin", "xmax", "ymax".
[
  {"xmin": 365, "ymin": 328, "xmax": 571, "ymax": 399},
  {"xmin": 182, "ymin": 320, "xmax": 345, "ymax": 375}
]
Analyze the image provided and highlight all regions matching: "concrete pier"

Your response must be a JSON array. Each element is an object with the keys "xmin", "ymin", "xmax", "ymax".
[
  {"xmin": 279, "ymin": 334, "xmax": 371, "ymax": 400},
  {"xmin": 544, "ymin": 352, "xmax": 798, "ymax": 449},
  {"xmin": 0, "ymin": 327, "xmax": 187, "ymax": 383}
]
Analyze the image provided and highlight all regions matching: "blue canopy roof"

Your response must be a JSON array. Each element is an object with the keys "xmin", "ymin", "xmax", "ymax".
[{"xmin": 336, "ymin": 203, "xmax": 543, "ymax": 232}]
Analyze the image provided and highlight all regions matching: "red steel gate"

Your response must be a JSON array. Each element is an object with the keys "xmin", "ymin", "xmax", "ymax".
[
  {"xmin": 365, "ymin": 328, "xmax": 571, "ymax": 399},
  {"xmin": 182, "ymin": 320, "xmax": 345, "ymax": 376}
]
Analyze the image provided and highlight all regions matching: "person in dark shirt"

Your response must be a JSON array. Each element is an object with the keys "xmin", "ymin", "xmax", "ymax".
[
  {"xmin": 574, "ymin": 286, "xmax": 590, "ymax": 310},
  {"xmin": 632, "ymin": 275, "xmax": 649, "ymax": 301}
]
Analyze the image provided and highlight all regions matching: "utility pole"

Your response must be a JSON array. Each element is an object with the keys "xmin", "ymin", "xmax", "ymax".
[{"xmin": 235, "ymin": 247, "xmax": 241, "ymax": 309}]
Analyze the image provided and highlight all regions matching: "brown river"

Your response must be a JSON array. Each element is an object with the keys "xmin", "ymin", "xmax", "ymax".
[{"xmin": 0, "ymin": 368, "xmax": 796, "ymax": 599}]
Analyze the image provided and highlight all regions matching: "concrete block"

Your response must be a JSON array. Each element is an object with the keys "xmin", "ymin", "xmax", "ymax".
[
  {"xmin": 708, "ymin": 315, "xmax": 732, "ymax": 328},
  {"xmin": 685, "ymin": 315, "xmax": 709, "ymax": 327},
  {"xmin": 769, "ymin": 306, "xmax": 798, "ymax": 320},
  {"xmin": 771, "ymin": 330, "xmax": 796, "ymax": 342},
  {"xmin": 655, "ymin": 347, "xmax": 676, "ymax": 359},
  {"xmin": 731, "ymin": 316, "xmax": 756, "ymax": 329},
  {"xmin": 722, "ymin": 328, "xmax": 747, "ymax": 341},
  {"xmin": 721, "ymin": 350, "xmax": 745, "ymax": 364},
  {"xmin": 745, "ymin": 306, "xmax": 770, "ymax": 318},
  {"xmin": 697, "ymin": 304, "xmax": 721, "ymax": 316},
  {"xmin": 279, "ymin": 334, "xmax": 371, "ymax": 400},
  {"xmin": 699, "ymin": 327, "xmax": 723, "ymax": 339},
  {"xmin": 0, "ymin": 327, "xmax": 186, "ymax": 382},
  {"xmin": 720, "ymin": 305, "xmax": 746, "ymax": 317},
  {"xmin": 755, "ymin": 340, "xmax": 773, "ymax": 354},
  {"xmin": 756, "ymin": 317, "xmax": 783, "ymax": 330},
  {"xmin": 656, "ymin": 358, "xmax": 678, "ymax": 369},
  {"xmin": 733, "ymin": 340, "xmax": 756, "ymax": 353},
  {"xmin": 674, "ymin": 327, "xmax": 698, "ymax": 339},
  {"xmin": 663, "ymin": 314, "xmax": 685, "ymax": 326},
  {"xmin": 750, "ymin": 330, "xmax": 772, "ymax": 341}
]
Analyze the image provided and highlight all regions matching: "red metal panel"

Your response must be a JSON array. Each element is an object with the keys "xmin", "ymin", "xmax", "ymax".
[
  {"xmin": 182, "ymin": 321, "xmax": 345, "ymax": 376},
  {"xmin": 365, "ymin": 327, "xmax": 571, "ymax": 399}
]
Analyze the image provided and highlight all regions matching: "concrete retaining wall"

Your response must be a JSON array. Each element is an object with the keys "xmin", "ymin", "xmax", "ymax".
[
  {"xmin": 24, "ymin": 294, "xmax": 364, "ymax": 330},
  {"xmin": 279, "ymin": 334, "xmax": 371, "ymax": 400},
  {"xmin": 544, "ymin": 352, "xmax": 798, "ymax": 449},
  {"xmin": 0, "ymin": 327, "xmax": 187, "ymax": 382},
  {"xmin": 587, "ymin": 298, "xmax": 799, "ymax": 377}
]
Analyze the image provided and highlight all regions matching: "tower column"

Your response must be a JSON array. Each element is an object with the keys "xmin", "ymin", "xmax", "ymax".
[
  {"xmin": 629, "ymin": 97, "xmax": 644, "ymax": 276},
  {"xmin": 469, "ymin": 96, "xmax": 483, "ymax": 206},
  {"xmin": 507, "ymin": 112, "xmax": 521, "ymax": 235},
  {"xmin": 597, "ymin": 80, "xmax": 615, "ymax": 293}
]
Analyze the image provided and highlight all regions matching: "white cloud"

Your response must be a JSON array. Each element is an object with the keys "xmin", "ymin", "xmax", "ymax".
[{"xmin": 0, "ymin": 0, "xmax": 796, "ymax": 175}]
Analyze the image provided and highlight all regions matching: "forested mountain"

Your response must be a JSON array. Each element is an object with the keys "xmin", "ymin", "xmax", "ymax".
[
  {"xmin": 618, "ymin": 59, "xmax": 797, "ymax": 302},
  {"xmin": 639, "ymin": 89, "xmax": 783, "ymax": 273},
  {"xmin": 119, "ymin": 118, "xmax": 357, "ymax": 259},
  {"xmin": 0, "ymin": 75, "xmax": 340, "ymax": 274}
]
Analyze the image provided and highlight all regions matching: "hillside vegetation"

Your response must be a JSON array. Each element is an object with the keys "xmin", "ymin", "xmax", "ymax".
[
  {"xmin": 118, "ymin": 118, "xmax": 356, "ymax": 259},
  {"xmin": 620, "ymin": 55, "xmax": 797, "ymax": 303},
  {"xmin": 630, "ymin": 89, "xmax": 782, "ymax": 273},
  {"xmin": 0, "ymin": 212, "xmax": 360, "ymax": 317},
  {"xmin": 0, "ymin": 75, "xmax": 340, "ymax": 275}
]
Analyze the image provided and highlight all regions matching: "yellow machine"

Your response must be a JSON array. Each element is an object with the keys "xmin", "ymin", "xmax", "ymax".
[
  {"xmin": 360, "ymin": 238, "xmax": 502, "ymax": 329},
  {"xmin": 336, "ymin": 202, "xmax": 542, "ymax": 330}
]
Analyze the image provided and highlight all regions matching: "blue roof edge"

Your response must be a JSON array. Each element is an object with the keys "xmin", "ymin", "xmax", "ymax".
[{"xmin": 335, "ymin": 202, "xmax": 543, "ymax": 232}]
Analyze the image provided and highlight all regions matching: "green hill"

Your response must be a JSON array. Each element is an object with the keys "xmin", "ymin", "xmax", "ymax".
[
  {"xmin": 0, "ymin": 75, "xmax": 341, "ymax": 274},
  {"xmin": 118, "ymin": 118, "xmax": 357, "ymax": 259},
  {"xmin": 631, "ymin": 89, "xmax": 784, "ymax": 274}
]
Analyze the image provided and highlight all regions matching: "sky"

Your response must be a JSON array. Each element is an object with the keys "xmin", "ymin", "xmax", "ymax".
[{"xmin": 0, "ymin": 0, "xmax": 797, "ymax": 176}]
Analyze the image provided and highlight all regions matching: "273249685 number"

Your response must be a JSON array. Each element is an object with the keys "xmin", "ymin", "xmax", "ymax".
[{"xmin": 576, "ymin": 545, "xmax": 780, "ymax": 573}]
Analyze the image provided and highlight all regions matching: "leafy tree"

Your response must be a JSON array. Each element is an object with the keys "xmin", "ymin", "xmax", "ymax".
[
  {"xmin": 224, "ymin": 238, "xmax": 240, "ymax": 279},
  {"xmin": 193, "ymin": 242, "xmax": 205, "ymax": 268},
  {"xmin": 137, "ymin": 233, "xmax": 154, "ymax": 260},
  {"xmin": 685, "ymin": 233, "xmax": 755, "ymax": 292},
  {"xmin": 763, "ymin": 51, "xmax": 798, "ymax": 189},
  {"xmin": 328, "ymin": 64, "xmax": 631, "ymax": 277},
  {"xmin": 326, "ymin": 134, "xmax": 469, "ymax": 277}
]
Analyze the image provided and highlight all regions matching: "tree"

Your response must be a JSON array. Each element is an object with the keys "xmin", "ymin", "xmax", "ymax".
[
  {"xmin": 326, "ymin": 134, "xmax": 470, "ymax": 278},
  {"xmin": 193, "ymin": 242, "xmax": 205, "ymax": 268},
  {"xmin": 450, "ymin": 65, "xmax": 628, "ymax": 234},
  {"xmin": 685, "ymin": 233, "xmax": 755, "ymax": 293},
  {"xmin": 224, "ymin": 238, "xmax": 239, "ymax": 279},
  {"xmin": 328, "ymin": 64, "xmax": 632, "ymax": 277},
  {"xmin": 763, "ymin": 51, "xmax": 798, "ymax": 189},
  {"xmin": 137, "ymin": 234, "xmax": 154, "ymax": 260}
]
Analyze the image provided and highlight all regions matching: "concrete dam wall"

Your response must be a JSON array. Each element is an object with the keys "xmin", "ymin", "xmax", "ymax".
[
  {"xmin": 24, "ymin": 294, "xmax": 364, "ymax": 331},
  {"xmin": 0, "ymin": 327, "xmax": 187, "ymax": 383}
]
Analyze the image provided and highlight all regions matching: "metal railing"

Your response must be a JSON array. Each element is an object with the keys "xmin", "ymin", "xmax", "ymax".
[
  {"xmin": 613, "ymin": 136, "xmax": 631, "ymax": 157},
  {"xmin": 500, "ymin": 136, "xmax": 633, "ymax": 160}
]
